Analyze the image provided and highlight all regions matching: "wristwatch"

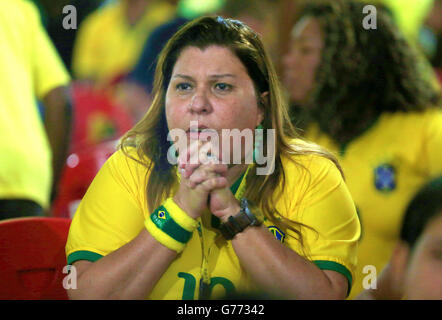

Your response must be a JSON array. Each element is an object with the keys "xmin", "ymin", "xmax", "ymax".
[{"xmin": 219, "ymin": 198, "xmax": 263, "ymax": 240}]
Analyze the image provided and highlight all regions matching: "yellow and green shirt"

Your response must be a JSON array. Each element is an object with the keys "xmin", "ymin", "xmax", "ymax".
[
  {"xmin": 66, "ymin": 143, "xmax": 361, "ymax": 299},
  {"xmin": 304, "ymin": 109, "xmax": 442, "ymax": 299},
  {"xmin": 0, "ymin": 0, "xmax": 70, "ymax": 209}
]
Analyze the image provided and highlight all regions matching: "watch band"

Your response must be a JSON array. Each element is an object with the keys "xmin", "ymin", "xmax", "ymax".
[{"xmin": 219, "ymin": 199, "xmax": 262, "ymax": 240}]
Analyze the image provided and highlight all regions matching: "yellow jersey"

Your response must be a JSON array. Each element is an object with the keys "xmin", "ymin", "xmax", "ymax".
[
  {"xmin": 304, "ymin": 109, "xmax": 442, "ymax": 299},
  {"xmin": 66, "ymin": 144, "xmax": 361, "ymax": 299},
  {"xmin": 0, "ymin": 0, "xmax": 70, "ymax": 209}
]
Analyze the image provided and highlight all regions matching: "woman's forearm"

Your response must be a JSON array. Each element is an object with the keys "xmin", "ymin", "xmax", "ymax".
[
  {"xmin": 68, "ymin": 229, "xmax": 177, "ymax": 300},
  {"xmin": 231, "ymin": 226, "xmax": 347, "ymax": 299}
]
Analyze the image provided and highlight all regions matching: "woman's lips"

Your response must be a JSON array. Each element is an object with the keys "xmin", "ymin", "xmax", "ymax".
[{"xmin": 186, "ymin": 125, "xmax": 217, "ymax": 140}]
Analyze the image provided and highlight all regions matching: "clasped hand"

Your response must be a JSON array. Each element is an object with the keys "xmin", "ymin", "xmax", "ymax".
[{"xmin": 173, "ymin": 140, "xmax": 240, "ymax": 221}]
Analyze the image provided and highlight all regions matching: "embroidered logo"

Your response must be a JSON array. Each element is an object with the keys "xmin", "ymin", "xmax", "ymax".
[
  {"xmin": 374, "ymin": 163, "xmax": 396, "ymax": 192},
  {"xmin": 158, "ymin": 210, "xmax": 167, "ymax": 219},
  {"xmin": 268, "ymin": 226, "xmax": 285, "ymax": 243}
]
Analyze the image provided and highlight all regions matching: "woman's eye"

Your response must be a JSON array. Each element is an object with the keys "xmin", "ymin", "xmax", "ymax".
[
  {"xmin": 176, "ymin": 83, "xmax": 192, "ymax": 91},
  {"xmin": 214, "ymin": 83, "xmax": 233, "ymax": 92}
]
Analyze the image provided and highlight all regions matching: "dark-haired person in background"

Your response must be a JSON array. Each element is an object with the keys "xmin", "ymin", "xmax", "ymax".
[
  {"xmin": 357, "ymin": 176, "xmax": 442, "ymax": 299},
  {"xmin": 282, "ymin": 0, "xmax": 442, "ymax": 299}
]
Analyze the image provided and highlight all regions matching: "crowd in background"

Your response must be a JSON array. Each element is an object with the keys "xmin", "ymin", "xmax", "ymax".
[{"xmin": 1, "ymin": 0, "xmax": 441, "ymax": 300}]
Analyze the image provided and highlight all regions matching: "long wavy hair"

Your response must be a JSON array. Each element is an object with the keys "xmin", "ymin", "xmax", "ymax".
[
  {"xmin": 119, "ymin": 16, "xmax": 340, "ymax": 246},
  {"xmin": 300, "ymin": 0, "xmax": 441, "ymax": 145}
]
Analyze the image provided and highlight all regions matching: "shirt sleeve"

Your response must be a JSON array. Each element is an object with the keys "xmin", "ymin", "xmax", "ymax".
[
  {"xmin": 25, "ymin": 1, "xmax": 70, "ymax": 99},
  {"xmin": 281, "ymin": 154, "xmax": 361, "ymax": 291},
  {"xmin": 65, "ymin": 149, "xmax": 148, "ymax": 264}
]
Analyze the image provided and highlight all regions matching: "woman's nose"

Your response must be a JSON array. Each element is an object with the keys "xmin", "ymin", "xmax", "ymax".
[
  {"xmin": 282, "ymin": 50, "xmax": 296, "ymax": 69},
  {"xmin": 189, "ymin": 91, "xmax": 212, "ymax": 114}
]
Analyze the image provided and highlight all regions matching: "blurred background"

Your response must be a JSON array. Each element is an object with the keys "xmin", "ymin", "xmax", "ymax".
[
  {"xmin": 1, "ymin": 0, "xmax": 442, "ymax": 218},
  {"xmin": 0, "ymin": 0, "xmax": 441, "ymax": 301}
]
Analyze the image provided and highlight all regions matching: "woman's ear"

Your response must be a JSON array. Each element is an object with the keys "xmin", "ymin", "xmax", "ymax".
[
  {"xmin": 257, "ymin": 91, "xmax": 269, "ymax": 125},
  {"xmin": 260, "ymin": 91, "xmax": 269, "ymax": 107}
]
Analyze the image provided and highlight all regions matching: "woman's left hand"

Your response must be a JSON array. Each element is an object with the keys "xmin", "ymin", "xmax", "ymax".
[{"xmin": 209, "ymin": 184, "xmax": 241, "ymax": 222}]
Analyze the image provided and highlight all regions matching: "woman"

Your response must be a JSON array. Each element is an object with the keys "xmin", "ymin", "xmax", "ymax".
[
  {"xmin": 282, "ymin": 0, "xmax": 442, "ymax": 299},
  {"xmin": 65, "ymin": 16, "xmax": 360, "ymax": 300}
]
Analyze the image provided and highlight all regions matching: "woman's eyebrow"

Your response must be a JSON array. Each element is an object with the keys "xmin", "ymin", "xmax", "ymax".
[
  {"xmin": 172, "ymin": 74, "xmax": 194, "ymax": 80},
  {"xmin": 172, "ymin": 74, "xmax": 237, "ymax": 80},
  {"xmin": 209, "ymin": 74, "xmax": 236, "ymax": 79}
]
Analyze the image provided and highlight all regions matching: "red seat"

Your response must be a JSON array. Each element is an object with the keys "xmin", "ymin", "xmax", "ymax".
[
  {"xmin": 0, "ymin": 217, "xmax": 71, "ymax": 299},
  {"xmin": 70, "ymin": 81, "xmax": 133, "ymax": 151},
  {"xmin": 52, "ymin": 140, "xmax": 117, "ymax": 218}
]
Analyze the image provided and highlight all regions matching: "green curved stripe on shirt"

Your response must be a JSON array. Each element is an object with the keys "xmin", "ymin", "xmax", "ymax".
[
  {"xmin": 67, "ymin": 250, "xmax": 103, "ymax": 265},
  {"xmin": 313, "ymin": 260, "xmax": 353, "ymax": 296}
]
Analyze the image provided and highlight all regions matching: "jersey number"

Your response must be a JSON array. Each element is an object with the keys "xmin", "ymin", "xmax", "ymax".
[{"xmin": 178, "ymin": 272, "xmax": 235, "ymax": 300}]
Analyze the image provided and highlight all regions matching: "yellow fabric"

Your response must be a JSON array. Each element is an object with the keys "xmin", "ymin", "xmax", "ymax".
[
  {"xmin": 66, "ymin": 143, "xmax": 360, "ymax": 299},
  {"xmin": 163, "ymin": 197, "xmax": 199, "ymax": 232},
  {"xmin": 145, "ymin": 216, "xmax": 187, "ymax": 253},
  {"xmin": 0, "ymin": 0, "xmax": 70, "ymax": 209},
  {"xmin": 382, "ymin": 0, "xmax": 433, "ymax": 44},
  {"xmin": 72, "ymin": 0, "xmax": 174, "ymax": 83},
  {"xmin": 304, "ymin": 109, "xmax": 442, "ymax": 299}
]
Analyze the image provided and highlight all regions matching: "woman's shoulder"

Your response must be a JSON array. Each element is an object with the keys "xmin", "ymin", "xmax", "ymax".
[
  {"xmin": 280, "ymin": 139, "xmax": 343, "ymax": 189},
  {"xmin": 380, "ymin": 108, "xmax": 442, "ymax": 128},
  {"xmin": 282, "ymin": 139, "xmax": 339, "ymax": 170},
  {"xmin": 104, "ymin": 146, "xmax": 152, "ymax": 179}
]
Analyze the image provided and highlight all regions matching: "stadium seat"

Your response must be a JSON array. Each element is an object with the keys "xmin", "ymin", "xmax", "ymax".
[
  {"xmin": 0, "ymin": 217, "xmax": 71, "ymax": 299},
  {"xmin": 52, "ymin": 139, "xmax": 118, "ymax": 218}
]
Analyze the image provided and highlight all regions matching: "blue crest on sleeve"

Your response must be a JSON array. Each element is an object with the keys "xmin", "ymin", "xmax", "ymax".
[
  {"xmin": 268, "ymin": 226, "xmax": 285, "ymax": 243},
  {"xmin": 374, "ymin": 164, "xmax": 396, "ymax": 192}
]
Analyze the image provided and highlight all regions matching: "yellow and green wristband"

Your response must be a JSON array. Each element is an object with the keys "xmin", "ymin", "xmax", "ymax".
[{"xmin": 145, "ymin": 198, "xmax": 198, "ymax": 253}]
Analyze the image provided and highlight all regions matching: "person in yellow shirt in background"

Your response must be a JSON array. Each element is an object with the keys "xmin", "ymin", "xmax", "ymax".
[
  {"xmin": 0, "ymin": 0, "xmax": 72, "ymax": 219},
  {"xmin": 357, "ymin": 176, "xmax": 442, "ymax": 300},
  {"xmin": 71, "ymin": 0, "xmax": 175, "ymax": 84},
  {"xmin": 282, "ymin": 0, "xmax": 442, "ymax": 299}
]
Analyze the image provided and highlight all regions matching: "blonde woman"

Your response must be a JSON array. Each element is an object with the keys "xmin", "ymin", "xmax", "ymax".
[{"xmin": 65, "ymin": 16, "xmax": 360, "ymax": 300}]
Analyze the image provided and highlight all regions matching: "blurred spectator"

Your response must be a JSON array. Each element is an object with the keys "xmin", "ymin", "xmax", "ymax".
[
  {"xmin": 282, "ymin": 0, "xmax": 442, "ymax": 299},
  {"xmin": 357, "ymin": 176, "xmax": 442, "ymax": 300},
  {"xmin": 32, "ymin": 0, "xmax": 105, "ymax": 73},
  {"xmin": 71, "ymin": 0, "xmax": 175, "ymax": 85},
  {"xmin": 0, "ymin": 0, "xmax": 72, "ymax": 220}
]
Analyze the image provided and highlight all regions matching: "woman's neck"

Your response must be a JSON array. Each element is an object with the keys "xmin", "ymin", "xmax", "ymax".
[{"xmin": 226, "ymin": 163, "xmax": 249, "ymax": 186}]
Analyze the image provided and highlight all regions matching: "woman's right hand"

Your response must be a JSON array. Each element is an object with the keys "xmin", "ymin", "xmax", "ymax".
[{"xmin": 173, "ymin": 140, "xmax": 229, "ymax": 219}]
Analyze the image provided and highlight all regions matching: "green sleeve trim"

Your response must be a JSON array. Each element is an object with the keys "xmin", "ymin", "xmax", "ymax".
[
  {"xmin": 313, "ymin": 260, "xmax": 353, "ymax": 296},
  {"xmin": 67, "ymin": 250, "xmax": 103, "ymax": 265}
]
